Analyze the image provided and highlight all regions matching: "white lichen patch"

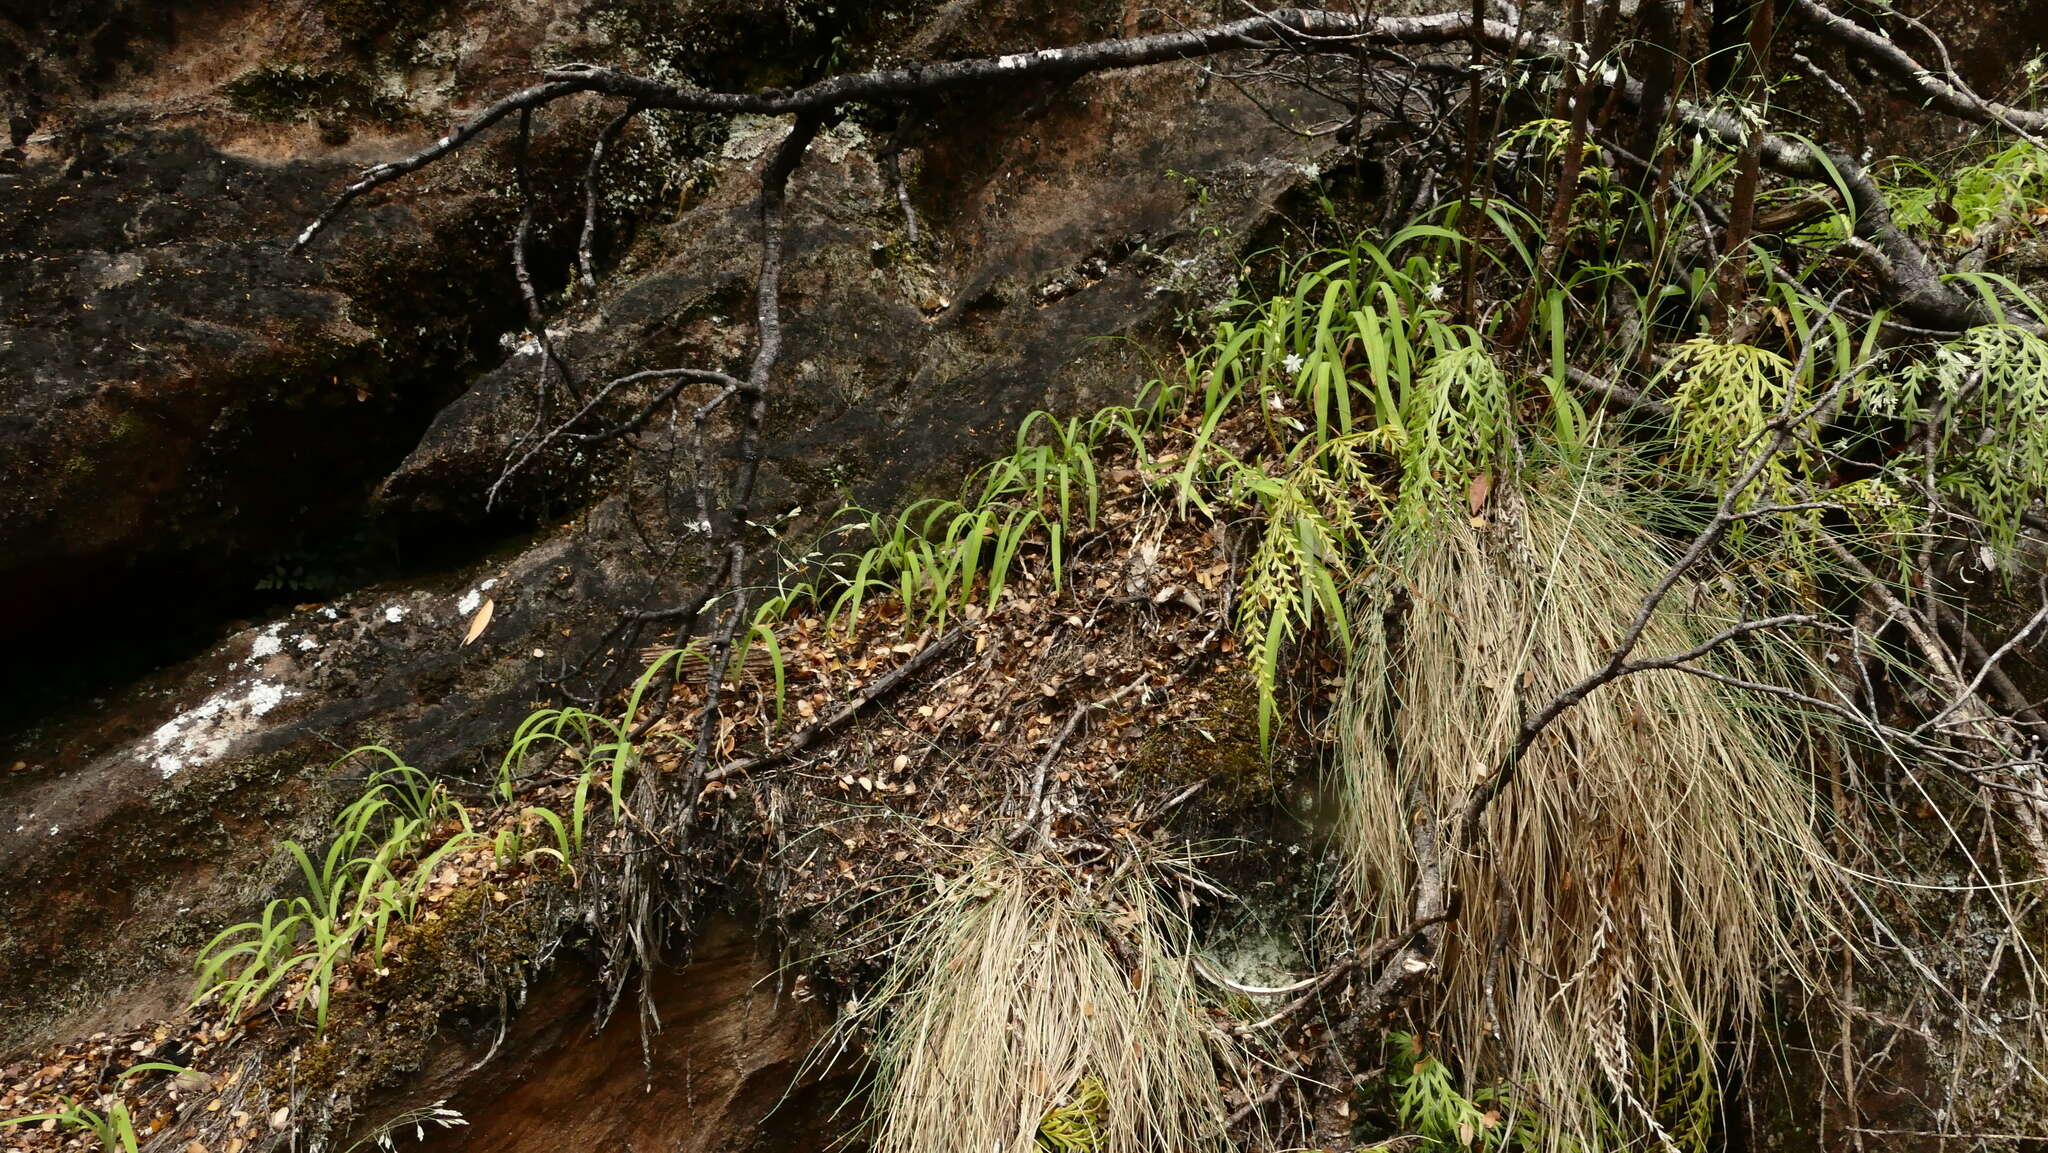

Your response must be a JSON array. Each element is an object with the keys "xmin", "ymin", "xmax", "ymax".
[
  {"xmin": 383, "ymin": 604, "xmax": 409, "ymax": 624},
  {"xmin": 455, "ymin": 578, "xmax": 500, "ymax": 616},
  {"xmin": 144, "ymin": 679, "xmax": 296, "ymax": 780},
  {"xmin": 246, "ymin": 622, "xmax": 286, "ymax": 664}
]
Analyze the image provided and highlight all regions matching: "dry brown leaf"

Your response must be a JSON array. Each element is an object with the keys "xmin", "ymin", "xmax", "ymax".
[
  {"xmin": 1467, "ymin": 471, "xmax": 1493, "ymax": 516},
  {"xmin": 463, "ymin": 597, "xmax": 495, "ymax": 646}
]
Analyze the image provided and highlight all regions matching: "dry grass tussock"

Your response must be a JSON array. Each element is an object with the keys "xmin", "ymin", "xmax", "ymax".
[
  {"xmin": 1340, "ymin": 472, "xmax": 1852, "ymax": 1148},
  {"xmin": 844, "ymin": 853, "xmax": 1232, "ymax": 1153}
]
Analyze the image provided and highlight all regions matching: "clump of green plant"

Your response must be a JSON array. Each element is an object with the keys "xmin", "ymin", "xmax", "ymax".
[
  {"xmin": 223, "ymin": 63, "xmax": 407, "ymax": 124},
  {"xmin": 493, "ymin": 645, "xmax": 678, "ymax": 857},
  {"xmin": 190, "ymin": 758, "xmax": 482, "ymax": 1029},
  {"xmin": 1160, "ymin": 225, "xmax": 1583, "ymax": 747},
  {"xmin": 771, "ymin": 406, "xmax": 1152, "ymax": 636},
  {"xmin": 838, "ymin": 853, "xmax": 1235, "ymax": 1153},
  {"xmin": 1871, "ymin": 322, "xmax": 2048, "ymax": 559},
  {"xmin": 1037, "ymin": 1074, "xmax": 1109, "ymax": 1152},
  {"xmin": 1, "ymin": 1096, "xmax": 144, "ymax": 1153},
  {"xmin": 1637, "ymin": 1027, "xmax": 1716, "ymax": 1153},
  {"xmin": 0, "ymin": 1065, "xmax": 188, "ymax": 1153},
  {"xmin": 1883, "ymin": 142, "xmax": 2048, "ymax": 240},
  {"xmin": 191, "ymin": 653, "xmax": 686, "ymax": 1030},
  {"xmin": 1382, "ymin": 1034, "xmax": 1537, "ymax": 1152},
  {"xmin": 1655, "ymin": 284, "xmax": 2048, "ymax": 566}
]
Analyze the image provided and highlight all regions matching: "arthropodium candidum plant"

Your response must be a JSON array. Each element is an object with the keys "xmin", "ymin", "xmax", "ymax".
[
  {"xmin": 191, "ymin": 759, "xmax": 479, "ymax": 1029},
  {"xmin": 0, "ymin": 1065, "xmax": 187, "ymax": 1153},
  {"xmin": 191, "ymin": 653, "xmax": 687, "ymax": 1031},
  {"xmin": 797, "ymin": 405, "xmax": 1151, "ymax": 637}
]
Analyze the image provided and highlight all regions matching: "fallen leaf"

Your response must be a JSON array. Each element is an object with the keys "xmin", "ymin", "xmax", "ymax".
[
  {"xmin": 463, "ymin": 598, "xmax": 495, "ymax": 646},
  {"xmin": 1467, "ymin": 471, "xmax": 1493, "ymax": 516}
]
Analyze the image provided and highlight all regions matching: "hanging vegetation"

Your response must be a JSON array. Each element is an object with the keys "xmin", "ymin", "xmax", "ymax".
[
  {"xmin": 1339, "ymin": 474, "xmax": 1851, "ymax": 1148},
  {"xmin": 837, "ymin": 854, "xmax": 1235, "ymax": 1153}
]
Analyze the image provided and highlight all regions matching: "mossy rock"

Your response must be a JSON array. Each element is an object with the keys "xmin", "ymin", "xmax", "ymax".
[
  {"xmin": 319, "ymin": 0, "xmax": 452, "ymax": 51},
  {"xmin": 1127, "ymin": 672, "xmax": 1279, "ymax": 815},
  {"xmin": 267, "ymin": 878, "xmax": 568, "ymax": 1136},
  {"xmin": 224, "ymin": 63, "xmax": 410, "ymax": 125}
]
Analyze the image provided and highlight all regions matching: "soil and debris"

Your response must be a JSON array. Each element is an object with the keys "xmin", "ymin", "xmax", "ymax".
[{"xmin": 0, "ymin": 398, "xmax": 1332, "ymax": 1152}]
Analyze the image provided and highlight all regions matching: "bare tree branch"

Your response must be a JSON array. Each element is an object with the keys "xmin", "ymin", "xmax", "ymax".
[{"xmin": 1790, "ymin": 0, "xmax": 2048, "ymax": 141}]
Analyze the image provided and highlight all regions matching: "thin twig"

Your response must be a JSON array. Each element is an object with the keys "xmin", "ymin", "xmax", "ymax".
[{"xmin": 707, "ymin": 627, "xmax": 969, "ymax": 782}]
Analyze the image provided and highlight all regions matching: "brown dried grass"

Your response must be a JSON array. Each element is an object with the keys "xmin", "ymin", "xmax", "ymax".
[
  {"xmin": 846, "ymin": 853, "xmax": 1230, "ymax": 1153},
  {"xmin": 1339, "ymin": 475, "xmax": 1850, "ymax": 1148}
]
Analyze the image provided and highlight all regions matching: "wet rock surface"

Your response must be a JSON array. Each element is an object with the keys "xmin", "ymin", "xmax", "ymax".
[
  {"xmin": 14, "ymin": 1, "xmax": 2043, "ymax": 1148},
  {"xmin": 398, "ymin": 919, "xmax": 847, "ymax": 1153},
  {"xmin": 0, "ymin": 0, "xmax": 1319, "ymax": 1060}
]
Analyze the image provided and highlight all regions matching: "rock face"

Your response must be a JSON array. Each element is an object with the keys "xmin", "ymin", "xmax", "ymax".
[
  {"xmin": 0, "ymin": 0, "xmax": 1318, "ymax": 1063},
  {"xmin": 19, "ymin": 0, "xmax": 2043, "ymax": 1147},
  {"xmin": 398, "ymin": 919, "xmax": 849, "ymax": 1153},
  {"xmin": 1, "ymin": 1, "xmax": 542, "ymax": 652}
]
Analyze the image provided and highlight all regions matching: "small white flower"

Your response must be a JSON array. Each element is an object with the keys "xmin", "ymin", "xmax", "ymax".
[
  {"xmin": 1265, "ymin": 392, "xmax": 1287, "ymax": 412},
  {"xmin": 1424, "ymin": 281, "xmax": 1446, "ymax": 304},
  {"xmin": 1281, "ymin": 353, "xmax": 1304, "ymax": 375}
]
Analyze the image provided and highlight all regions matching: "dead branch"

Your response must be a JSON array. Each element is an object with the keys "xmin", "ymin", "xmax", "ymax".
[
  {"xmin": 1789, "ymin": 0, "xmax": 2048, "ymax": 140},
  {"xmin": 706, "ymin": 626, "xmax": 969, "ymax": 783},
  {"xmin": 578, "ymin": 105, "xmax": 641, "ymax": 296}
]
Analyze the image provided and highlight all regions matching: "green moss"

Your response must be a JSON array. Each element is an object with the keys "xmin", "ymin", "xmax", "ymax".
[
  {"xmin": 269, "ymin": 879, "xmax": 565, "ymax": 1131},
  {"xmin": 1127, "ymin": 672, "xmax": 1277, "ymax": 813},
  {"xmin": 108, "ymin": 410, "xmax": 146, "ymax": 440},
  {"xmin": 319, "ymin": 0, "xmax": 449, "ymax": 51},
  {"xmin": 224, "ymin": 63, "xmax": 409, "ymax": 125}
]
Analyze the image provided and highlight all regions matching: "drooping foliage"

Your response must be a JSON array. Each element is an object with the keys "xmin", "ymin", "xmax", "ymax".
[
  {"xmin": 1340, "ymin": 475, "xmax": 1849, "ymax": 1149},
  {"xmin": 835, "ymin": 854, "xmax": 1233, "ymax": 1153}
]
